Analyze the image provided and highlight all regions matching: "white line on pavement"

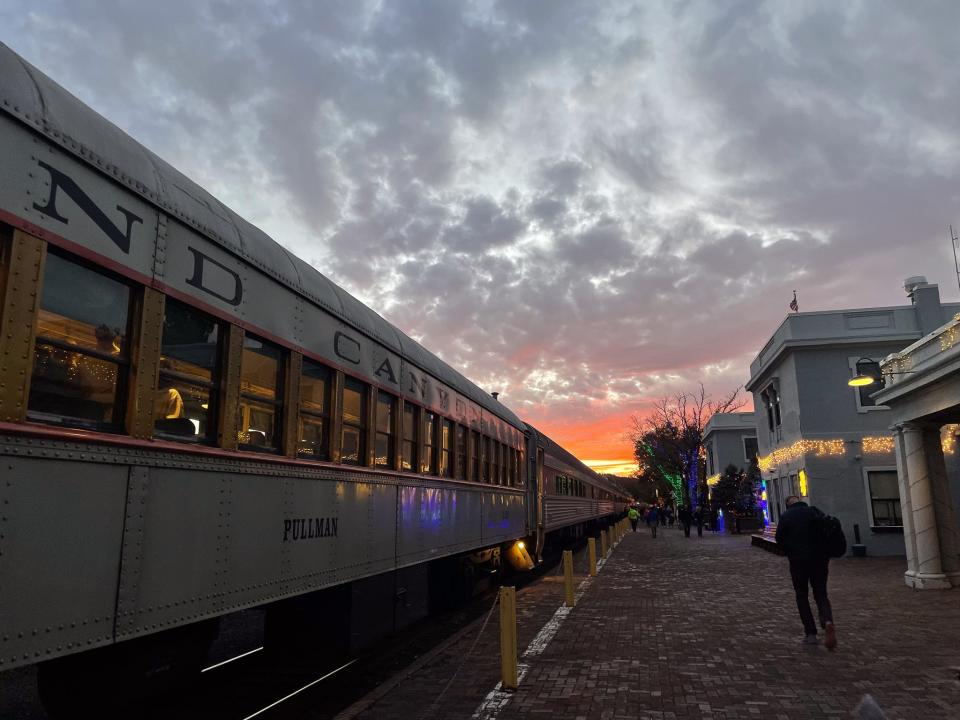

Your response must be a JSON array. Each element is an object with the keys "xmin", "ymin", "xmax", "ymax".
[
  {"xmin": 241, "ymin": 659, "xmax": 357, "ymax": 720},
  {"xmin": 471, "ymin": 554, "xmax": 608, "ymax": 719},
  {"xmin": 201, "ymin": 646, "xmax": 264, "ymax": 673}
]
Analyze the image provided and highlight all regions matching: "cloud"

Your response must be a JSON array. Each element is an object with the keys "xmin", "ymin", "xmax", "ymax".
[{"xmin": 3, "ymin": 0, "xmax": 960, "ymax": 462}]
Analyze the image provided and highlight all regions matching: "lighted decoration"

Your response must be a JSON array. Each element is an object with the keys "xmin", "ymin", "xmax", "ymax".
[
  {"xmin": 862, "ymin": 436, "xmax": 894, "ymax": 453},
  {"xmin": 940, "ymin": 319, "xmax": 960, "ymax": 352},
  {"xmin": 757, "ymin": 439, "xmax": 845, "ymax": 472},
  {"xmin": 758, "ymin": 429, "xmax": 957, "ymax": 475},
  {"xmin": 798, "ymin": 469, "xmax": 808, "ymax": 496},
  {"xmin": 706, "ymin": 473, "xmax": 720, "ymax": 486},
  {"xmin": 942, "ymin": 424, "xmax": 959, "ymax": 455}
]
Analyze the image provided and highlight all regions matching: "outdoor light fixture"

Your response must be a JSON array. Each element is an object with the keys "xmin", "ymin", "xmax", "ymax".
[{"xmin": 847, "ymin": 357, "xmax": 884, "ymax": 388}]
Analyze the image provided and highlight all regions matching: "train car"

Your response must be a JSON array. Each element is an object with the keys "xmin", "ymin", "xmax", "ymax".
[
  {"xmin": 0, "ymin": 42, "xmax": 625, "ymax": 708},
  {"xmin": 527, "ymin": 425, "xmax": 631, "ymax": 560}
]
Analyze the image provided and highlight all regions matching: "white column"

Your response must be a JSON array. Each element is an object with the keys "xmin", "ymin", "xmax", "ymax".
[
  {"xmin": 900, "ymin": 423, "xmax": 951, "ymax": 589},
  {"xmin": 921, "ymin": 427, "xmax": 960, "ymax": 586},
  {"xmin": 893, "ymin": 424, "xmax": 918, "ymax": 581}
]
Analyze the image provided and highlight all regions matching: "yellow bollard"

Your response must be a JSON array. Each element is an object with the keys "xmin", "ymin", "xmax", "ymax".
[
  {"xmin": 588, "ymin": 537, "xmax": 597, "ymax": 577},
  {"xmin": 500, "ymin": 586, "xmax": 518, "ymax": 690},
  {"xmin": 563, "ymin": 550, "xmax": 575, "ymax": 607}
]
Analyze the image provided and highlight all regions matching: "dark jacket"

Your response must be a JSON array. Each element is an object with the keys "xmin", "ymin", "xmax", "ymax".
[{"xmin": 774, "ymin": 501, "xmax": 823, "ymax": 561}]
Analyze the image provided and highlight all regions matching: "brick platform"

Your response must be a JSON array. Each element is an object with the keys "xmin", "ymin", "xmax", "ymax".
[{"xmin": 345, "ymin": 527, "xmax": 960, "ymax": 720}]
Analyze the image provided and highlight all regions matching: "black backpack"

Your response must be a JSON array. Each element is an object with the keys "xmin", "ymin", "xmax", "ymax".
[{"xmin": 814, "ymin": 511, "xmax": 847, "ymax": 558}]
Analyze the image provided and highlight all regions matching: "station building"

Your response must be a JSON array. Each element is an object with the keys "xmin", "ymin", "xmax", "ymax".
[
  {"xmin": 745, "ymin": 277, "xmax": 960, "ymax": 557},
  {"xmin": 703, "ymin": 412, "xmax": 759, "ymax": 481}
]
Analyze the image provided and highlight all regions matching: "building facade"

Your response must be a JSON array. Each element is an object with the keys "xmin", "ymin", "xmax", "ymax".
[
  {"xmin": 703, "ymin": 412, "xmax": 758, "ymax": 480},
  {"xmin": 745, "ymin": 277, "xmax": 960, "ymax": 556}
]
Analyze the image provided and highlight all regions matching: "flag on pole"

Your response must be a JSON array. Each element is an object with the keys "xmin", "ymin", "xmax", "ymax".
[{"xmin": 789, "ymin": 290, "xmax": 799, "ymax": 312}]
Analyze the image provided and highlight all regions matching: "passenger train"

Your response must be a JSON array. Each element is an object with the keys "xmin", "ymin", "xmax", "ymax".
[{"xmin": 0, "ymin": 42, "xmax": 630, "ymax": 706}]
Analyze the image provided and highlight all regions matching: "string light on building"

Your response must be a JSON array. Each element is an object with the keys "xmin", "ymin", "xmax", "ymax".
[
  {"xmin": 759, "ymin": 429, "xmax": 957, "ymax": 473},
  {"xmin": 862, "ymin": 436, "xmax": 894, "ymax": 453},
  {"xmin": 757, "ymin": 439, "xmax": 845, "ymax": 472}
]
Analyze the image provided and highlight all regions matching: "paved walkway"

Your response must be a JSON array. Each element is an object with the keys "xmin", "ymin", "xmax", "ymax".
[{"xmin": 347, "ymin": 527, "xmax": 960, "ymax": 719}]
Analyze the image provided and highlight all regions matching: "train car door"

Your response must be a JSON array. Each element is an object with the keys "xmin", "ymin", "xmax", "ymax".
[{"xmin": 535, "ymin": 446, "xmax": 545, "ymax": 562}]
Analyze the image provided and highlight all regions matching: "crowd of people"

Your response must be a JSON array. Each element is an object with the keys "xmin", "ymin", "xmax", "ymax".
[{"xmin": 626, "ymin": 502, "xmax": 712, "ymax": 539}]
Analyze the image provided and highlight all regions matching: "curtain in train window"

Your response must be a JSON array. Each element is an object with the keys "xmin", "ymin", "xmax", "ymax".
[
  {"xmin": 298, "ymin": 358, "xmax": 331, "ymax": 459},
  {"xmin": 440, "ymin": 418, "xmax": 453, "ymax": 478},
  {"xmin": 455, "ymin": 424, "xmax": 467, "ymax": 480},
  {"xmin": 375, "ymin": 391, "xmax": 396, "ymax": 468},
  {"xmin": 341, "ymin": 376, "xmax": 367, "ymax": 465},
  {"xmin": 155, "ymin": 298, "xmax": 221, "ymax": 442},
  {"xmin": 238, "ymin": 335, "xmax": 284, "ymax": 452},
  {"xmin": 402, "ymin": 403, "xmax": 418, "ymax": 471},
  {"xmin": 28, "ymin": 251, "xmax": 132, "ymax": 431},
  {"xmin": 471, "ymin": 430, "xmax": 481, "ymax": 481},
  {"xmin": 422, "ymin": 411, "xmax": 438, "ymax": 474}
]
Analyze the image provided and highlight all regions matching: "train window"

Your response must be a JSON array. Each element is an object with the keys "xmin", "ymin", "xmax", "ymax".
[
  {"xmin": 341, "ymin": 376, "xmax": 367, "ymax": 465},
  {"xmin": 455, "ymin": 425, "xmax": 467, "ymax": 480},
  {"xmin": 507, "ymin": 447, "xmax": 515, "ymax": 485},
  {"xmin": 422, "ymin": 411, "xmax": 438, "ymax": 474},
  {"xmin": 440, "ymin": 418, "xmax": 453, "ymax": 477},
  {"xmin": 402, "ymin": 403, "xmax": 419, "ymax": 471},
  {"xmin": 238, "ymin": 335, "xmax": 284, "ymax": 452},
  {"xmin": 28, "ymin": 252, "xmax": 132, "ymax": 431},
  {"xmin": 155, "ymin": 299, "xmax": 221, "ymax": 443},
  {"xmin": 298, "ymin": 358, "xmax": 331, "ymax": 459},
  {"xmin": 471, "ymin": 430, "xmax": 481, "ymax": 481},
  {"xmin": 375, "ymin": 391, "xmax": 396, "ymax": 468}
]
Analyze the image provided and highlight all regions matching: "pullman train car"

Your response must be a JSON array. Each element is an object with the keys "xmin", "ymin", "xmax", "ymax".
[{"xmin": 0, "ymin": 42, "xmax": 630, "ymax": 705}]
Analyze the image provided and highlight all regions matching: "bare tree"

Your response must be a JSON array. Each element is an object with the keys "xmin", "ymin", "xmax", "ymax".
[{"xmin": 630, "ymin": 383, "xmax": 744, "ymax": 509}]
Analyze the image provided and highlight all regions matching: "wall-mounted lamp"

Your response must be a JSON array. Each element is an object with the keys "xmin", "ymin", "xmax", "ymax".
[{"xmin": 847, "ymin": 357, "xmax": 884, "ymax": 388}]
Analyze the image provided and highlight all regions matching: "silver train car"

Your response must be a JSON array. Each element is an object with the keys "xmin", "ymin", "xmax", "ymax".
[{"xmin": 0, "ymin": 42, "xmax": 630, "ymax": 700}]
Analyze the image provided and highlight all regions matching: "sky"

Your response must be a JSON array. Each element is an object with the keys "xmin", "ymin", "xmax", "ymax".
[{"xmin": 3, "ymin": 1, "xmax": 960, "ymax": 476}]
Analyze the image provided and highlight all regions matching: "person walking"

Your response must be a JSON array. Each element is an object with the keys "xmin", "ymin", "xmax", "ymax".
[
  {"xmin": 628, "ymin": 505, "xmax": 639, "ymax": 532},
  {"xmin": 775, "ymin": 495, "xmax": 837, "ymax": 650},
  {"xmin": 647, "ymin": 506, "xmax": 659, "ymax": 538},
  {"xmin": 694, "ymin": 506, "xmax": 704, "ymax": 537},
  {"xmin": 679, "ymin": 505, "xmax": 692, "ymax": 538}
]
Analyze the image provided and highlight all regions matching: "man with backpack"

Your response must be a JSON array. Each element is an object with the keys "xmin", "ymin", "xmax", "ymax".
[{"xmin": 775, "ymin": 495, "xmax": 842, "ymax": 650}]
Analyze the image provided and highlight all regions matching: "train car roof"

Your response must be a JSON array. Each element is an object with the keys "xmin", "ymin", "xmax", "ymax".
[
  {"xmin": 0, "ymin": 42, "xmax": 523, "ymax": 429},
  {"xmin": 525, "ymin": 423, "xmax": 628, "ymax": 497}
]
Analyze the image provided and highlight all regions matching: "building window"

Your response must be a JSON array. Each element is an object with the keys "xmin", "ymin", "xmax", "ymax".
[
  {"xmin": 341, "ymin": 376, "xmax": 367, "ymax": 465},
  {"xmin": 850, "ymin": 357, "xmax": 888, "ymax": 412},
  {"xmin": 28, "ymin": 252, "xmax": 132, "ymax": 431},
  {"xmin": 706, "ymin": 444, "xmax": 715, "ymax": 476},
  {"xmin": 743, "ymin": 437, "xmax": 759, "ymax": 464},
  {"xmin": 298, "ymin": 358, "xmax": 331, "ymax": 459},
  {"xmin": 867, "ymin": 470, "xmax": 902, "ymax": 527},
  {"xmin": 422, "ymin": 411, "xmax": 438, "ymax": 474},
  {"xmin": 455, "ymin": 425, "xmax": 468, "ymax": 480},
  {"xmin": 440, "ymin": 418, "xmax": 453, "ymax": 477},
  {"xmin": 155, "ymin": 299, "xmax": 221, "ymax": 442},
  {"xmin": 401, "ymin": 403, "xmax": 418, "ymax": 471},
  {"xmin": 760, "ymin": 390, "xmax": 773, "ymax": 432},
  {"xmin": 375, "ymin": 391, "xmax": 396, "ymax": 468},
  {"xmin": 238, "ymin": 335, "xmax": 284, "ymax": 452}
]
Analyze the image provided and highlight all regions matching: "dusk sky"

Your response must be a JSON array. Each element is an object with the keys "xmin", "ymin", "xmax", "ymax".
[{"xmin": 4, "ymin": 2, "xmax": 960, "ymax": 475}]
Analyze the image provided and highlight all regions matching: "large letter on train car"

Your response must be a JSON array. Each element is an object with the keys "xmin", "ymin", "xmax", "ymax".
[
  {"xmin": 33, "ymin": 160, "xmax": 143, "ymax": 253},
  {"xmin": 185, "ymin": 247, "xmax": 243, "ymax": 306}
]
